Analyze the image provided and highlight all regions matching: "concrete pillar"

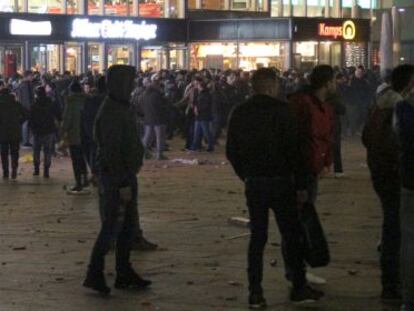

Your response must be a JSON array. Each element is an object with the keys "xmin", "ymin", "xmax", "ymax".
[
  {"xmin": 333, "ymin": 0, "xmax": 341, "ymax": 18},
  {"xmin": 380, "ymin": 11, "xmax": 393, "ymax": 75},
  {"xmin": 196, "ymin": 0, "xmax": 202, "ymax": 9},
  {"xmin": 100, "ymin": 0, "xmax": 105, "ymax": 15},
  {"xmin": 178, "ymin": 0, "xmax": 185, "ymax": 17},
  {"xmin": 83, "ymin": 42, "xmax": 88, "ymax": 74},
  {"xmin": 303, "ymin": 0, "xmax": 307, "ymax": 17},
  {"xmin": 324, "ymin": 0, "xmax": 329, "ymax": 18},
  {"xmin": 101, "ymin": 43, "xmax": 107, "ymax": 72},
  {"xmin": 23, "ymin": 0, "xmax": 28, "ymax": 12},
  {"xmin": 62, "ymin": 0, "xmax": 67, "ymax": 14},
  {"xmin": 392, "ymin": 6, "xmax": 401, "ymax": 66},
  {"xmin": 24, "ymin": 41, "xmax": 30, "ymax": 71},
  {"xmin": 59, "ymin": 44, "xmax": 64, "ymax": 74},
  {"xmin": 277, "ymin": 0, "xmax": 283, "ymax": 17},
  {"xmin": 352, "ymin": 0, "xmax": 360, "ymax": 18},
  {"xmin": 133, "ymin": 0, "xmax": 138, "ymax": 16}
]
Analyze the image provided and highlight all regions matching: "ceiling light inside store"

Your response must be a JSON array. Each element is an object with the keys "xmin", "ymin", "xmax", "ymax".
[{"xmin": 398, "ymin": 8, "xmax": 405, "ymax": 12}]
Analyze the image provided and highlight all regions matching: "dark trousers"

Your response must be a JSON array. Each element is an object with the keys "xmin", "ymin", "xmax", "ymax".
[
  {"xmin": 184, "ymin": 115, "xmax": 195, "ymax": 150},
  {"xmin": 372, "ymin": 174, "xmax": 401, "ymax": 289},
  {"xmin": 333, "ymin": 124, "xmax": 343, "ymax": 173},
  {"xmin": 88, "ymin": 173, "xmax": 138, "ymax": 274},
  {"xmin": 33, "ymin": 134, "xmax": 54, "ymax": 170},
  {"xmin": 82, "ymin": 139, "xmax": 97, "ymax": 176},
  {"xmin": 1, "ymin": 141, "xmax": 19, "ymax": 176},
  {"xmin": 69, "ymin": 145, "xmax": 87, "ymax": 186},
  {"xmin": 245, "ymin": 177, "xmax": 306, "ymax": 295}
]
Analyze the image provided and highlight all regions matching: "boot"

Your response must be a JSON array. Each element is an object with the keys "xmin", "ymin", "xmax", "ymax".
[
  {"xmin": 83, "ymin": 271, "xmax": 111, "ymax": 295},
  {"xmin": 115, "ymin": 267, "xmax": 152, "ymax": 290},
  {"xmin": 132, "ymin": 236, "xmax": 158, "ymax": 251},
  {"xmin": 11, "ymin": 169, "xmax": 17, "ymax": 180},
  {"xmin": 82, "ymin": 174, "xmax": 90, "ymax": 188},
  {"xmin": 33, "ymin": 165, "xmax": 40, "ymax": 176},
  {"xmin": 44, "ymin": 167, "xmax": 50, "ymax": 178}
]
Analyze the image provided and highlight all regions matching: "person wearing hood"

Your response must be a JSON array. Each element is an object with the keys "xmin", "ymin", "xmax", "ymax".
[
  {"xmin": 0, "ymin": 80, "xmax": 26, "ymax": 179},
  {"xmin": 28, "ymin": 86, "xmax": 59, "ymax": 178},
  {"xmin": 362, "ymin": 65, "xmax": 412, "ymax": 301},
  {"xmin": 62, "ymin": 81, "xmax": 89, "ymax": 193},
  {"xmin": 83, "ymin": 65, "xmax": 151, "ymax": 295},
  {"xmin": 391, "ymin": 65, "xmax": 414, "ymax": 311},
  {"xmin": 17, "ymin": 70, "xmax": 34, "ymax": 147}
]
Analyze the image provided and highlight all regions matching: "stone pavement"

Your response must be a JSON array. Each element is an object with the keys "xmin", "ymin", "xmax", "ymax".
[{"xmin": 0, "ymin": 139, "xmax": 402, "ymax": 311}]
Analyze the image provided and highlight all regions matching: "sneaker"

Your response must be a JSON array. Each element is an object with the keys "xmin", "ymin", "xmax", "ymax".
[
  {"xmin": 115, "ymin": 269, "xmax": 152, "ymax": 290},
  {"xmin": 132, "ymin": 237, "xmax": 158, "ymax": 251},
  {"xmin": 83, "ymin": 272, "xmax": 111, "ymax": 295},
  {"xmin": 67, "ymin": 185, "xmax": 83, "ymax": 194},
  {"xmin": 43, "ymin": 168, "xmax": 50, "ymax": 179},
  {"xmin": 249, "ymin": 293, "xmax": 267, "ymax": 309},
  {"xmin": 11, "ymin": 171, "xmax": 17, "ymax": 180},
  {"xmin": 334, "ymin": 173, "xmax": 345, "ymax": 179},
  {"xmin": 33, "ymin": 168, "xmax": 40, "ymax": 176},
  {"xmin": 306, "ymin": 272, "xmax": 327, "ymax": 285},
  {"xmin": 3, "ymin": 172, "xmax": 9, "ymax": 179},
  {"xmin": 381, "ymin": 287, "xmax": 402, "ymax": 301},
  {"xmin": 290, "ymin": 286, "xmax": 324, "ymax": 304}
]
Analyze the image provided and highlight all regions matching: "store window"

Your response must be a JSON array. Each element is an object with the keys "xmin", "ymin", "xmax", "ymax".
[
  {"xmin": 28, "ymin": 0, "xmax": 63, "ymax": 13},
  {"xmin": 231, "ymin": 0, "xmax": 267, "ymax": 11},
  {"xmin": 30, "ymin": 44, "xmax": 60, "ymax": 73},
  {"xmin": 139, "ymin": 0, "xmax": 184, "ymax": 18},
  {"xmin": 0, "ymin": 44, "xmax": 23, "ymax": 78},
  {"xmin": 141, "ymin": 47, "xmax": 168, "ymax": 72},
  {"xmin": 67, "ymin": 0, "xmax": 83, "ymax": 14},
  {"xmin": 87, "ymin": 43, "xmax": 103, "ymax": 74},
  {"xmin": 238, "ymin": 42, "xmax": 288, "ymax": 71},
  {"xmin": 169, "ymin": 45, "xmax": 186, "ymax": 69},
  {"xmin": 319, "ymin": 42, "xmax": 341, "ymax": 67},
  {"xmin": 0, "ymin": 0, "xmax": 24, "ymax": 12},
  {"xmin": 88, "ymin": 0, "xmax": 103, "ymax": 14},
  {"xmin": 107, "ymin": 45, "xmax": 133, "ymax": 67},
  {"xmin": 344, "ymin": 42, "xmax": 367, "ymax": 68},
  {"xmin": 307, "ymin": 0, "xmax": 326, "ymax": 17},
  {"xmin": 293, "ymin": 42, "xmax": 318, "ymax": 72},
  {"xmin": 104, "ymin": 0, "xmax": 132, "ymax": 16},
  {"xmin": 65, "ymin": 43, "xmax": 82, "ymax": 74},
  {"xmin": 190, "ymin": 42, "xmax": 237, "ymax": 70}
]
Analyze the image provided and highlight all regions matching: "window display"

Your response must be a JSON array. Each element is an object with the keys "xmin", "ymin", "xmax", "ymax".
[
  {"xmin": 0, "ymin": 44, "xmax": 23, "ymax": 77},
  {"xmin": 107, "ymin": 45, "xmax": 133, "ymax": 67}
]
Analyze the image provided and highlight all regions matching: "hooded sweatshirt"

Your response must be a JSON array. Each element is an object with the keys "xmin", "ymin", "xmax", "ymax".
[
  {"xmin": 362, "ymin": 86, "xmax": 403, "ymax": 179},
  {"xmin": 94, "ymin": 65, "xmax": 144, "ymax": 187}
]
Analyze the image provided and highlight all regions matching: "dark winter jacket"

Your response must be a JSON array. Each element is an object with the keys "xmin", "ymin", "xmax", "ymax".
[
  {"xmin": 95, "ymin": 65, "xmax": 144, "ymax": 188},
  {"xmin": 394, "ymin": 96, "xmax": 414, "ymax": 190},
  {"xmin": 138, "ymin": 86, "xmax": 167, "ymax": 125},
  {"xmin": 288, "ymin": 92, "xmax": 334, "ymax": 176},
  {"xmin": 17, "ymin": 79, "xmax": 34, "ymax": 109},
  {"xmin": 81, "ymin": 92, "xmax": 105, "ymax": 143},
  {"xmin": 28, "ymin": 96, "xmax": 58, "ymax": 137},
  {"xmin": 362, "ymin": 87, "xmax": 402, "ymax": 180},
  {"xmin": 0, "ymin": 89, "xmax": 26, "ymax": 143},
  {"xmin": 62, "ymin": 93, "xmax": 87, "ymax": 146},
  {"xmin": 195, "ymin": 89, "xmax": 213, "ymax": 122},
  {"xmin": 226, "ymin": 94, "xmax": 306, "ymax": 190}
]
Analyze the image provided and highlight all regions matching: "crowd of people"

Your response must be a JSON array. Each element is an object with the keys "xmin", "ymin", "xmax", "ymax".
[{"xmin": 0, "ymin": 62, "xmax": 412, "ymax": 310}]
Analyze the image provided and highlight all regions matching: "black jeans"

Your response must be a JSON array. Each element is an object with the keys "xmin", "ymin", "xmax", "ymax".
[
  {"xmin": 88, "ymin": 173, "xmax": 138, "ymax": 274},
  {"xmin": 1, "ymin": 141, "xmax": 19, "ymax": 176},
  {"xmin": 245, "ymin": 177, "xmax": 306, "ymax": 295},
  {"xmin": 69, "ymin": 145, "xmax": 87, "ymax": 186},
  {"xmin": 372, "ymin": 174, "xmax": 401, "ymax": 289}
]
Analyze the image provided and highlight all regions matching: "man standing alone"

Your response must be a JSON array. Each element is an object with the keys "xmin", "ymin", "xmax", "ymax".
[
  {"xmin": 226, "ymin": 68, "xmax": 323, "ymax": 309},
  {"xmin": 83, "ymin": 65, "xmax": 151, "ymax": 294}
]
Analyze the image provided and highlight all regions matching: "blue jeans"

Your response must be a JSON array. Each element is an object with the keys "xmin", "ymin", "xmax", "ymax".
[
  {"xmin": 33, "ymin": 134, "xmax": 54, "ymax": 169},
  {"xmin": 192, "ymin": 120, "xmax": 214, "ymax": 151},
  {"xmin": 142, "ymin": 125, "xmax": 165, "ymax": 158},
  {"xmin": 88, "ymin": 173, "xmax": 138, "ymax": 274},
  {"xmin": 401, "ymin": 188, "xmax": 414, "ymax": 304}
]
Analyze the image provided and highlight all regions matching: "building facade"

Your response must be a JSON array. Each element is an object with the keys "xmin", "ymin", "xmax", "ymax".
[{"xmin": 0, "ymin": 0, "xmax": 376, "ymax": 76}]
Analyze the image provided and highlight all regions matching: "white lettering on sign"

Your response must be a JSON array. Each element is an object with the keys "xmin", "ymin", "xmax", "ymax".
[
  {"xmin": 71, "ymin": 18, "xmax": 157, "ymax": 41},
  {"xmin": 10, "ymin": 19, "xmax": 52, "ymax": 36}
]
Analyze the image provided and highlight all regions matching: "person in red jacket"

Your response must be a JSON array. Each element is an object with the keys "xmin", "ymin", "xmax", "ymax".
[{"xmin": 287, "ymin": 65, "xmax": 335, "ymax": 284}]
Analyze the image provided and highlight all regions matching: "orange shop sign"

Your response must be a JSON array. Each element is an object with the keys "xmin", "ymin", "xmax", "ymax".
[{"xmin": 318, "ymin": 20, "xmax": 356, "ymax": 40}]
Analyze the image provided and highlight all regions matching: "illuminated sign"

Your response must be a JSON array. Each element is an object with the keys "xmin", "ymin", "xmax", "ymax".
[
  {"xmin": 10, "ymin": 19, "xmax": 52, "ymax": 36},
  {"xmin": 318, "ymin": 20, "xmax": 356, "ymax": 40},
  {"xmin": 71, "ymin": 18, "xmax": 157, "ymax": 41}
]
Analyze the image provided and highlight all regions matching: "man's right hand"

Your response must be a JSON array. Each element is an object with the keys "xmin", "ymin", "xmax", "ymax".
[{"xmin": 119, "ymin": 186, "xmax": 132, "ymax": 204}]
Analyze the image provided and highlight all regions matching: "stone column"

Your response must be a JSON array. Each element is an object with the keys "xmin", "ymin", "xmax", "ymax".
[
  {"xmin": 392, "ymin": 6, "xmax": 401, "ymax": 66},
  {"xmin": 380, "ymin": 11, "xmax": 393, "ymax": 75},
  {"xmin": 352, "ymin": 0, "xmax": 360, "ymax": 18},
  {"xmin": 324, "ymin": 0, "xmax": 329, "ymax": 18}
]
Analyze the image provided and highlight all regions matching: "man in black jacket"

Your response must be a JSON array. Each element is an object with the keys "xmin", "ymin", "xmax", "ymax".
[
  {"xmin": 226, "ymin": 68, "xmax": 322, "ymax": 308},
  {"xmin": 0, "ymin": 81, "xmax": 25, "ymax": 179},
  {"xmin": 83, "ymin": 65, "xmax": 151, "ymax": 295}
]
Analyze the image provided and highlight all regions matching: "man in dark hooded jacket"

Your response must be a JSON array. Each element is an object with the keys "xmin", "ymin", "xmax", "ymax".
[{"xmin": 83, "ymin": 65, "xmax": 151, "ymax": 294}]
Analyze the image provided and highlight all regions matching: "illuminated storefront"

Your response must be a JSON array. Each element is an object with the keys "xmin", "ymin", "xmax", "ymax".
[{"xmin": 0, "ymin": 13, "xmax": 187, "ymax": 76}]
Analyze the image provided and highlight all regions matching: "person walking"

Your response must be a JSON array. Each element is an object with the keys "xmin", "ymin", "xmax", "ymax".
[
  {"xmin": 17, "ymin": 71, "xmax": 34, "ymax": 147},
  {"xmin": 62, "ymin": 81, "xmax": 89, "ymax": 193},
  {"xmin": 83, "ymin": 65, "xmax": 151, "ymax": 294},
  {"xmin": 0, "ymin": 81, "xmax": 25, "ymax": 179},
  {"xmin": 28, "ymin": 86, "xmax": 59, "ymax": 178},
  {"xmin": 226, "ymin": 68, "xmax": 322, "ymax": 309}
]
